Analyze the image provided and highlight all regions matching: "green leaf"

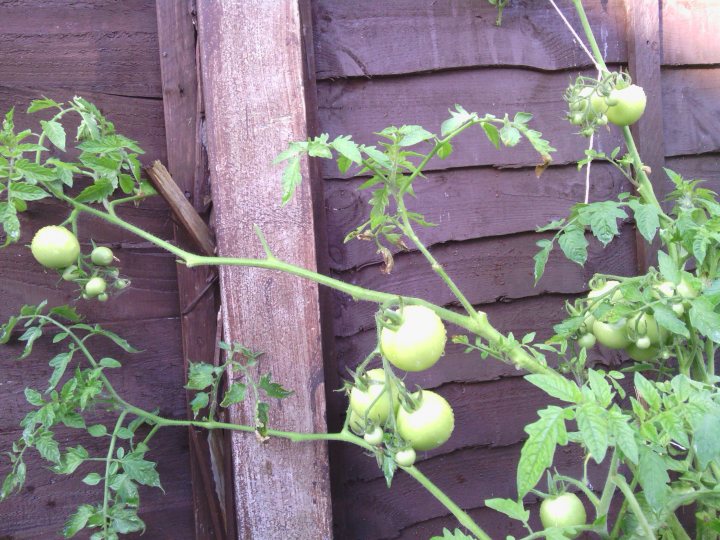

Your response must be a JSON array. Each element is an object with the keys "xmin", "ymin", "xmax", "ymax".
[
  {"xmin": 485, "ymin": 498, "xmax": 529, "ymax": 523},
  {"xmin": 122, "ymin": 451, "xmax": 161, "ymax": 489},
  {"xmin": 87, "ymin": 424, "xmax": 107, "ymax": 437},
  {"xmin": 441, "ymin": 105, "xmax": 474, "ymax": 136},
  {"xmin": 657, "ymin": 251, "xmax": 680, "ymax": 284},
  {"xmin": 579, "ymin": 201, "xmax": 627, "ymax": 246},
  {"xmin": 256, "ymin": 401, "xmax": 270, "ymax": 433},
  {"xmin": 398, "ymin": 125, "xmax": 433, "ymax": 147},
  {"xmin": 8, "ymin": 183, "xmax": 48, "ymax": 201},
  {"xmin": 186, "ymin": 362, "xmax": 216, "ymax": 390},
  {"xmin": 220, "ymin": 382, "xmax": 247, "ymax": 407},
  {"xmin": 652, "ymin": 304, "xmax": 689, "ymax": 338},
  {"xmin": 638, "ymin": 445, "xmax": 669, "ymax": 511},
  {"xmin": 36, "ymin": 431, "xmax": 61, "ymax": 463},
  {"xmin": 361, "ymin": 145, "xmax": 392, "ymax": 168},
  {"xmin": 27, "ymin": 97, "xmax": 61, "ymax": 113},
  {"xmin": 74, "ymin": 178, "xmax": 114, "ymax": 203},
  {"xmin": 190, "ymin": 392, "xmax": 209, "ymax": 417},
  {"xmin": 49, "ymin": 305, "xmax": 82, "ymax": 322},
  {"xmin": 54, "ymin": 446, "xmax": 89, "ymax": 475},
  {"xmin": 692, "ymin": 407, "xmax": 720, "ymax": 469},
  {"xmin": 608, "ymin": 409, "xmax": 639, "ymax": 464},
  {"xmin": 514, "ymin": 112, "xmax": 533, "ymax": 124},
  {"xmin": 99, "ymin": 357, "xmax": 122, "ymax": 369},
  {"xmin": 533, "ymin": 239, "xmax": 553, "ymax": 284},
  {"xmin": 40, "ymin": 120, "xmax": 66, "ymax": 151},
  {"xmin": 517, "ymin": 406, "xmax": 568, "ymax": 497},
  {"xmin": 436, "ymin": 141, "xmax": 453, "ymax": 159},
  {"xmin": 499, "ymin": 124, "xmax": 521, "ymax": 147},
  {"xmin": 47, "ymin": 351, "xmax": 73, "ymax": 392},
  {"xmin": 94, "ymin": 327, "xmax": 139, "ymax": 353},
  {"xmin": 259, "ymin": 373, "xmax": 293, "ymax": 399},
  {"xmin": 14, "ymin": 160, "xmax": 56, "ymax": 182},
  {"xmin": 634, "ymin": 373, "xmax": 661, "ymax": 411},
  {"xmin": 558, "ymin": 226, "xmax": 588, "ymax": 265},
  {"xmin": 62, "ymin": 504, "xmax": 95, "ymax": 538},
  {"xmin": 576, "ymin": 402, "xmax": 609, "ymax": 463},
  {"xmin": 24, "ymin": 387, "xmax": 44, "ymax": 406},
  {"xmin": 481, "ymin": 123, "xmax": 500, "ymax": 149},
  {"xmin": 429, "ymin": 528, "xmax": 475, "ymax": 540},
  {"xmin": 82, "ymin": 472, "xmax": 102, "ymax": 486},
  {"xmin": 331, "ymin": 135, "xmax": 362, "ymax": 165},
  {"xmin": 525, "ymin": 374, "xmax": 581, "ymax": 403},
  {"xmin": 689, "ymin": 297, "xmax": 720, "ymax": 343},
  {"xmin": 280, "ymin": 156, "xmax": 301, "ymax": 206}
]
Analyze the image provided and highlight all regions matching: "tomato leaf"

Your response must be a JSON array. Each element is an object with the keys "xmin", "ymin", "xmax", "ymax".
[
  {"xmin": 575, "ymin": 402, "xmax": 609, "ymax": 463},
  {"xmin": 689, "ymin": 297, "xmax": 720, "ymax": 343},
  {"xmin": 517, "ymin": 405, "xmax": 568, "ymax": 498},
  {"xmin": 638, "ymin": 445, "xmax": 670, "ymax": 511},
  {"xmin": 628, "ymin": 199, "xmax": 659, "ymax": 243},
  {"xmin": 525, "ymin": 374, "xmax": 582, "ymax": 403},
  {"xmin": 558, "ymin": 226, "xmax": 588, "ymax": 265},
  {"xmin": 533, "ymin": 239, "xmax": 553, "ymax": 284},
  {"xmin": 652, "ymin": 305, "xmax": 689, "ymax": 338},
  {"xmin": 331, "ymin": 135, "xmax": 362, "ymax": 165},
  {"xmin": 41, "ymin": 119, "xmax": 66, "ymax": 151},
  {"xmin": 485, "ymin": 498, "xmax": 529, "ymax": 523},
  {"xmin": 280, "ymin": 156, "xmax": 301, "ymax": 206},
  {"xmin": 692, "ymin": 407, "xmax": 720, "ymax": 470}
]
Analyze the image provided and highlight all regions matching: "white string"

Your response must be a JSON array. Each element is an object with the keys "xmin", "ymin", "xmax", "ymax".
[{"xmin": 547, "ymin": 0, "xmax": 603, "ymax": 72}]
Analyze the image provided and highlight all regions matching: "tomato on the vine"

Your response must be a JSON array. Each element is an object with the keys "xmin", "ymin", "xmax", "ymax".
[
  {"xmin": 30, "ymin": 226, "xmax": 81, "ymax": 269},
  {"xmin": 397, "ymin": 390, "xmax": 454, "ymax": 451},
  {"xmin": 395, "ymin": 448, "xmax": 416, "ymax": 467},
  {"xmin": 587, "ymin": 280, "xmax": 622, "ymax": 303},
  {"xmin": 593, "ymin": 84, "xmax": 646, "ymax": 126},
  {"xmin": 592, "ymin": 319, "xmax": 631, "ymax": 349},
  {"xmin": 628, "ymin": 313, "xmax": 666, "ymax": 345},
  {"xmin": 577, "ymin": 333, "xmax": 596, "ymax": 349},
  {"xmin": 91, "ymin": 246, "xmax": 114, "ymax": 266},
  {"xmin": 539, "ymin": 492, "xmax": 587, "ymax": 536},
  {"xmin": 85, "ymin": 277, "xmax": 107, "ymax": 298},
  {"xmin": 363, "ymin": 426, "xmax": 383, "ymax": 446},
  {"xmin": 349, "ymin": 368, "xmax": 398, "ymax": 424},
  {"xmin": 626, "ymin": 343, "xmax": 659, "ymax": 362},
  {"xmin": 380, "ymin": 305, "xmax": 447, "ymax": 372}
]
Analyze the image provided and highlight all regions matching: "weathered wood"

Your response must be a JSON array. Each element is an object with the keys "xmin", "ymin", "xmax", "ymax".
[
  {"xmin": 197, "ymin": 1, "xmax": 333, "ymax": 538},
  {"xmin": 146, "ymin": 162, "xmax": 214, "ymax": 257},
  {"xmin": 155, "ymin": 1, "xmax": 224, "ymax": 539},
  {"xmin": 331, "ymin": 228, "xmax": 638, "ymax": 337},
  {"xmin": 317, "ymin": 68, "xmax": 624, "ymax": 174},
  {"xmin": 313, "ymin": 0, "xmax": 627, "ymax": 79},
  {"xmin": 666, "ymin": 154, "xmax": 720, "ymax": 190},
  {"xmin": 662, "ymin": 0, "xmax": 720, "ymax": 66},
  {"xmin": 326, "ymin": 162, "xmax": 629, "ymax": 271},
  {"xmin": 0, "ymin": 318, "xmax": 194, "ymax": 539},
  {"xmin": 0, "ymin": 0, "xmax": 162, "ymax": 97},
  {"xmin": 626, "ymin": 0, "xmax": 666, "ymax": 271},
  {"xmin": 662, "ymin": 67, "xmax": 720, "ymax": 157}
]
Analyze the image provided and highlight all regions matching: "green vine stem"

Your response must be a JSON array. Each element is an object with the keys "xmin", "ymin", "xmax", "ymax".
[
  {"xmin": 103, "ymin": 410, "xmax": 128, "ymax": 536},
  {"xmin": 612, "ymin": 475, "xmax": 656, "ymax": 540}
]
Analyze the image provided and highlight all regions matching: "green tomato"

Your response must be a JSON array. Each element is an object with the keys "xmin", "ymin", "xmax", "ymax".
[
  {"xmin": 30, "ymin": 226, "xmax": 81, "ymax": 269},
  {"xmin": 85, "ymin": 277, "xmax": 108, "ymax": 298},
  {"xmin": 349, "ymin": 369, "xmax": 398, "ymax": 425},
  {"xmin": 626, "ymin": 344, "xmax": 660, "ymax": 362},
  {"xmin": 539, "ymin": 492, "xmax": 587, "ymax": 537},
  {"xmin": 380, "ymin": 305, "xmax": 447, "ymax": 372},
  {"xmin": 653, "ymin": 281, "xmax": 676, "ymax": 299},
  {"xmin": 97, "ymin": 293, "xmax": 109, "ymax": 302},
  {"xmin": 397, "ymin": 390, "xmax": 454, "ymax": 452},
  {"xmin": 577, "ymin": 333, "xmax": 596, "ymax": 349},
  {"xmin": 588, "ymin": 280, "xmax": 622, "ymax": 303},
  {"xmin": 363, "ymin": 426, "xmax": 384, "ymax": 446},
  {"xmin": 603, "ymin": 85, "xmax": 647, "ymax": 126},
  {"xmin": 91, "ymin": 246, "xmax": 114, "ymax": 266},
  {"xmin": 672, "ymin": 302, "xmax": 685, "ymax": 317},
  {"xmin": 628, "ymin": 313, "xmax": 666, "ymax": 345},
  {"xmin": 592, "ymin": 318, "xmax": 631, "ymax": 349},
  {"xmin": 676, "ymin": 278, "xmax": 698, "ymax": 300},
  {"xmin": 347, "ymin": 410, "xmax": 365, "ymax": 435},
  {"xmin": 395, "ymin": 448, "xmax": 417, "ymax": 467},
  {"xmin": 635, "ymin": 336, "xmax": 652, "ymax": 350}
]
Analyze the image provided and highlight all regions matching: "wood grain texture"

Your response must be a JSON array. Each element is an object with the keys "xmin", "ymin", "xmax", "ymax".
[
  {"xmin": 313, "ymin": 0, "xmax": 627, "ymax": 78},
  {"xmin": 0, "ymin": 0, "xmax": 161, "ymax": 97},
  {"xmin": 155, "ymin": 1, "xmax": 224, "ymax": 538},
  {"xmin": 662, "ymin": 67, "xmax": 720, "ymax": 157},
  {"xmin": 662, "ymin": 0, "xmax": 720, "ymax": 66},
  {"xmin": 0, "ymin": 318, "xmax": 193, "ymax": 539},
  {"xmin": 331, "ymin": 228, "xmax": 637, "ymax": 337},
  {"xmin": 325, "ymin": 162, "xmax": 629, "ymax": 271},
  {"xmin": 197, "ymin": 1, "xmax": 333, "ymax": 538},
  {"xmin": 626, "ymin": 0, "xmax": 666, "ymax": 271},
  {"xmin": 317, "ymin": 68, "xmax": 625, "ymax": 174}
]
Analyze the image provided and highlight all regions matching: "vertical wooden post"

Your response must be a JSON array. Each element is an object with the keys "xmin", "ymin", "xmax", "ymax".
[
  {"xmin": 155, "ymin": 1, "xmax": 228, "ymax": 538},
  {"xmin": 625, "ymin": 0, "xmax": 667, "ymax": 271},
  {"xmin": 196, "ymin": 1, "xmax": 333, "ymax": 538}
]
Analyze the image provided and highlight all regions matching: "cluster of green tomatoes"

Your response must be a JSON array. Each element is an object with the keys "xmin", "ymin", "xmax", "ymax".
[
  {"xmin": 345, "ymin": 306, "xmax": 454, "ymax": 468},
  {"xmin": 30, "ymin": 225, "xmax": 128, "ymax": 301},
  {"xmin": 573, "ymin": 277, "xmax": 698, "ymax": 362},
  {"xmin": 565, "ymin": 73, "xmax": 647, "ymax": 136}
]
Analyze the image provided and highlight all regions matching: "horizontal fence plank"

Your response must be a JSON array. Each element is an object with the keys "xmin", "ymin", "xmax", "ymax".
[
  {"xmin": 662, "ymin": 67, "xmax": 720, "ymax": 157},
  {"xmin": 317, "ymin": 68, "xmax": 624, "ymax": 173},
  {"xmin": 325, "ymin": 162, "xmax": 628, "ymax": 271},
  {"xmin": 0, "ymin": 317, "xmax": 192, "ymax": 539},
  {"xmin": 666, "ymin": 154, "xmax": 720, "ymax": 189},
  {"xmin": 0, "ymin": 0, "xmax": 161, "ymax": 97},
  {"xmin": 313, "ymin": 0, "xmax": 627, "ymax": 78},
  {"xmin": 330, "ymin": 227, "xmax": 637, "ymax": 337},
  {"xmin": 662, "ymin": 1, "xmax": 720, "ymax": 66}
]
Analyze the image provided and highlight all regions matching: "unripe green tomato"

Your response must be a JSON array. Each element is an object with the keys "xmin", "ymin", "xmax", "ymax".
[
  {"xmin": 653, "ymin": 281, "xmax": 675, "ymax": 299},
  {"xmin": 114, "ymin": 278, "xmax": 131, "ymax": 290},
  {"xmin": 676, "ymin": 278, "xmax": 698, "ymax": 300},
  {"xmin": 90, "ymin": 246, "xmax": 114, "ymax": 266},
  {"xmin": 635, "ymin": 336, "xmax": 652, "ymax": 350},
  {"xmin": 592, "ymin": 318, "xmax": 631, "ymax": 349},
  {"xmin": 97, "ymin": 293, "xmax": 109, "ymax": 302},
  {"xmin": 569, "ymin": 112, "xmax": 585, "ymax": 126},
  {"xmin": 595, "ymin": 114, "xmax": 608, "ymax": 127},
  {"xmin": 397, "ymin": 390, "xmax": 454, "ymax": 451},
  {"xmin": 604, "ymin": 85, "xmax": 647, "ymax": 126},
  {"xmin": 661, "ymin": 349, "xmax": 672, "ymax": 360},
  {"xmin": 395, "ymin": 448, "xmax": 417, "ymax": 467},
  {"xmin": 580, "ymin": 313, "xmax": 596, "ymax": 334},
  {"xmin": 84, "ymin": 277, "xmax": 107, "ymax": 298},
  {"xmin": 672, "ymin": 302, "xmax": 685, "ymax": 317},
  {"xmin": 30, "ymin": 226, "xmax": 81, "ymax": 269},
  {"xmin": 588, "ymin": 280, "xmax": 622, "ymax": 303},
  {"xmin": 363, "ymin": 426, "xmax": 384, "ymax": 446},
  {"xmin": 347, "ymin": 410, "xmax": 365, "ymax": 435},
  {"xmin": 628, "ymin": 313, "xmax": 666, "ymax": 345},
  {"xmin": 380, "ymin": 306, "xmax": 447, "ymax": 372},
  {"xmin": 539, "ymin": 492, "xmax": 587, "ymax": 538},
  {"xmin": 349, "ymin": 369, "xmax": 398, "ymax": 425},
  {"xmin": 626, "ymin": 344, "xmax": 660, "ymax": 362},
  {"xmin": 577, "ymin": 333, "xmax": 596, "ymax": 349}
]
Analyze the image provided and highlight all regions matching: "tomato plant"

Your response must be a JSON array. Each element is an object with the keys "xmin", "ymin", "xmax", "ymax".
[{"xmin": 0, "ymin": 2, "xmax": 718, "ymax": 539}]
